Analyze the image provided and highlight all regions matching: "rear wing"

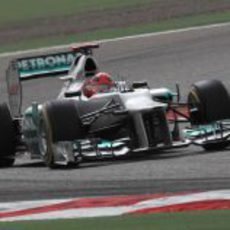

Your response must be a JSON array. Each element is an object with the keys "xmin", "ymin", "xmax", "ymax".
[
  {"xmin": 5, "ymin": 43, "xmax": 99, "ymax": 117},
  {"xmin": 10, "ymin": 43, "xmax": 99, "ymax": 81},
  {"xmin": 17, "ymin": 51, "xmax": 81, "ymax": 80}
]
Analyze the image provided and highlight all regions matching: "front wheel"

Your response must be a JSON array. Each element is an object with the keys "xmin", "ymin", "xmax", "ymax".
[
  {"xmin": 39, "ymin": 111, "xmax": 56, "ymax": 168},
  {"xmin": 39, "ymin": 100, "xmax": 84, "ymax": 169}
]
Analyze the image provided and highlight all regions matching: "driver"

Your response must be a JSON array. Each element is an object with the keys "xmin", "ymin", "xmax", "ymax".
[{"xmin": 82, "ymin": 72, "xmax": 115, "ymax": 98}]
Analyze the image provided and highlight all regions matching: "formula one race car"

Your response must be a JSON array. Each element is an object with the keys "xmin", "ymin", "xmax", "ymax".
[{"xmin": 1, "ymin": 43, "xmax": 230, "ymax": 168}]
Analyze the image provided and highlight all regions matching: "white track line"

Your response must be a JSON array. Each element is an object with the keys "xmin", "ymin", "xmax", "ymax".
[
  {"xmin": 1, "ymin": 22, "xmax": 230, "ymax": 58},
  {"xmin": 0, "ymin": 198, "xmax": 74, "ymax": 213}
]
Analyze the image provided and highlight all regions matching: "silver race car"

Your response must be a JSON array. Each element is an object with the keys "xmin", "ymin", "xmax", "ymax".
[{"xmin": 1, "ymin": 44, "xmax": 230, "ymax": 168}]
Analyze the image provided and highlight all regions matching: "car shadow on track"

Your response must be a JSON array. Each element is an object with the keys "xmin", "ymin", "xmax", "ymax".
[{"xmin": 12, "ymin": 146, "xmax": 230, "ymax": 170}]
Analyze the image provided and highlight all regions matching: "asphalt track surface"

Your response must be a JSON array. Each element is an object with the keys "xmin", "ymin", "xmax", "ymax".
[{"xmin": 0, "ymin": 25, "xmax": 230, "ymax": 202}]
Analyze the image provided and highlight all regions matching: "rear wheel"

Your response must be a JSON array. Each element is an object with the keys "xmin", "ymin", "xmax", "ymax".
[
  {"xmin": 0, "ymin": 103, "xmax": 16, "ymax": 167},
  {"xmin": 39, "ymin": 100, "xmax": 84, "ymax": 169}
]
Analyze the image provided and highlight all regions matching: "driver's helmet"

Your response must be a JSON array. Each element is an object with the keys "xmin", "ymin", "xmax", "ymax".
[{"xmin": 83, "ymin": 72, "xmax": 115, "ymax": 98}]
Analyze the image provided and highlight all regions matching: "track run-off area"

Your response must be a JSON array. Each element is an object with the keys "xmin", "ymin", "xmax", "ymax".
[{"xmin": 0, "ymin": 23, "xmax": 230, "ymax": 203}]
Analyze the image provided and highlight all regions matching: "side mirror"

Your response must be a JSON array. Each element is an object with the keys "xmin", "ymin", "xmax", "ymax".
[
  {"xmin": 132, "ymin": 81, "xmax": 148, "ymax": 89},
  {"xmin": 65, "ymin": 90, "xmax": 82, "ymax": 98}
]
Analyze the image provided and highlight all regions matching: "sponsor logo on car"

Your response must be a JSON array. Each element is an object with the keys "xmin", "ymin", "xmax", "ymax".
[{"xmin": 17, "ymin": 52, "xmax": 80, "ymax": 79}]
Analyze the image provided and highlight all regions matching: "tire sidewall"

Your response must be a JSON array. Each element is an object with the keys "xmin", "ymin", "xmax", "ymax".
[
  {"xmin": 39, "ymin": 108, "xmax": 56, "ymax": 168},
  {"xmin": 0, "ymin": 103, "xmax": 16, "ymax": 167}
]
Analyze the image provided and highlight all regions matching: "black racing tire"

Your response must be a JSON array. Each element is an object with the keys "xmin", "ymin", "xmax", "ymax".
[
  {"xmin": 39, "ymin": 111, "xmax": 56, "ymax": 169},
  {"xmin": 43, "ymin": 100, "xmax": 85, "ymax": 142},
  {"xmin": 188, "ymin": 79, "xmax": 230, "ymax": 125},
  {"xmin": 39, "ymin": 100, "xmax": 84, "ymax": 169},
  {"xmin": 0, "ymin": 103, "xmax": 16, "ymax": 167}
]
